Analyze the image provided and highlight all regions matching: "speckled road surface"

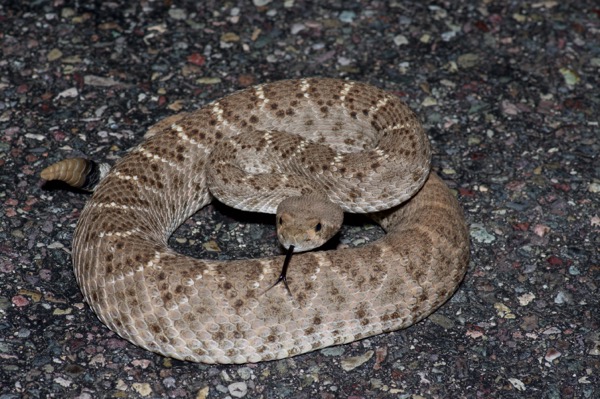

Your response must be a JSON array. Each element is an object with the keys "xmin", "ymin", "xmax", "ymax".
[{"xmin": 1, "ymin": 1, "xmax": 598, "ymax": 398}]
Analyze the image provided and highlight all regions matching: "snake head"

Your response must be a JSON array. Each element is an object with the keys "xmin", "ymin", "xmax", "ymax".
[{"xmin": 275, "ymin": 193, "xmax": 344, "ymax": 253}]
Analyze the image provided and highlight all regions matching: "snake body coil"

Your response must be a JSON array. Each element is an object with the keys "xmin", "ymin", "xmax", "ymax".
[{"xmin": 42, "ymin": 78, "xmax": 469, "ymax": 364}]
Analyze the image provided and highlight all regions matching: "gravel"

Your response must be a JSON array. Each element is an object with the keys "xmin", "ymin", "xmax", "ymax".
[{"xmin": 1, "ymin": 1, "xmax": 598, "ymax": 398}]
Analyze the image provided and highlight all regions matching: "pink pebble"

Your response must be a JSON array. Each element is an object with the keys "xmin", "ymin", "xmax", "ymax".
[{"xmin": 12, "ymin": 295, "xmax": 30, "ymax": 307}]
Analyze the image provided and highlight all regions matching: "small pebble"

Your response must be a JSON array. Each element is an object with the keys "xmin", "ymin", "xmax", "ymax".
[
  {"xmin": 132, "ymin": 382, "xmax": 152, "ymax": 396},
  {"xmin": 554, "ymin": 291, "xmax": 573, "ymax": 304},
  {"xmin": 237, "ymin": 367, "xmax": 253, "ymax": 380},
  {"xmin": 47, "ymin": 48, "xmax": 63, "ymax": 61},
  {"xmin": 508, "ymin": 378, "xmax": 526, "ymax": 391},
  {"xmin": 339, "ymin": 11, "xmax": 356, "ymax": 23},
  {"xmin": 588, "ymin": 182, "xmax": 600, "ymax": 193},
  {"xmin": 54, "ymin": 377, "xmax": 72, "ymax": 388},
  {"xmin": 168, "ymin": 8, "xmax": 187, "ymax": 20},
  {"xmin": 421, "ymin": 96, "xmax": 437, "ymax": 106},
  {"xmin": 196, "ymin": 387, "xmax": 210, "ymax": 399},
  {"xmin": 221, "ymin": 32, "xmax": 240, "ymax": 42},
  {"xmin": 393, "ymin": 34, "xmax": 408, "ymax": 46},
  {"xmin": 545, "ymin": 348, "xmax": 561, "ymax": 362},
  {"xmin": 17, "ymin": 328, "xmax": 31, "ymax": 338},
  {"xmin": 290, "ymin": 23, "xmax": 306, "ymax": 35},
  {"xmin": 228, "ymin": 382, "xmax": 248, "ymax": 398},
  {"xmin": 517, "ymin": 293, "xmax": 536, "ymax": 306},
  {"xmin": 61, "ymin": 8, "xmax": 76, "ymax": 18},
  {"xmin": 469, "ymin": 223, "xmax": 496, "ymax": 243},
  {"xmin": 196, "ymin": 77, "xmax": 222, "ymax": 84},
  {"xmin": 559, "ymin": 67, "xmax": 579, "ymax": 86},
  {"xmin": 457, "ymin": 53, "xmax": 480, "ymax": 68},
  {"xmin": 321, "ymin": 346, "xmax": 345, "ymax": 357},
  {"xmin": 341, "ymin": 350, "xmax": 374, "ymax": 371},
  {"xmin": 163, "ymin": 377, "xmax": 176, "ymax": 388},
  {"xmin": 441, "ymin": 30, "xmax": 457, "ymax": 41},
  {"xmin": 12, "ymin": 295, "xmax": 29, "ymax": 307}
]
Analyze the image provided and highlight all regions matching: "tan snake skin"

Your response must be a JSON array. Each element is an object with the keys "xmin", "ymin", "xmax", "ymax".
[{"xmin": 43, "ymin": 78, "xmax": 469, "ymax": 364}]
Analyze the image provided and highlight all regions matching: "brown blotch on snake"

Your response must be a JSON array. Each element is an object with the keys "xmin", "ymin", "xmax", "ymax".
[{"xmin": 40, "ymin": 78, "xmax": 469, "ymax": 364}]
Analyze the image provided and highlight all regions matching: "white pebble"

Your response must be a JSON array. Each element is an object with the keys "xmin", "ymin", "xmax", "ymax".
[
  {"xmin": 228, "ymin": 382, "xmax": 248, "ymax": 398},
  {"xmin": 393, "ymin": 34, "xmax": 408, "ymax": 46},
  {"xmin": 290, "ymin": 23, "xmax": 306, "ymax": 35}
]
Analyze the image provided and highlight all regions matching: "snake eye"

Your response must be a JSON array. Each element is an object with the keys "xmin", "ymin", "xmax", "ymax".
[
  {"xmin": 315, "ymin": 222, "xmax": 322, "ymax": 232},
  {"xmin": 278, "ymin": 217, "xmax": 283, "ymax": 225}
]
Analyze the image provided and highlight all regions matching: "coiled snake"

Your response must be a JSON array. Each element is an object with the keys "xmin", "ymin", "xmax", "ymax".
[{"xmin": 41, "ymin": 78, "xmax": 469, "ymax": 364}]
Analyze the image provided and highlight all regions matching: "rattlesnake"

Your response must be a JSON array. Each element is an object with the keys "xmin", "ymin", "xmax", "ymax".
[{"xmin": 41, "ymin": 78, "xmax": 470, "ymax": 364}]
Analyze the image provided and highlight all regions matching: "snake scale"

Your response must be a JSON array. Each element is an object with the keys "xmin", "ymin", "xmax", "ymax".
[{"xmin": 41, "ymin": 78, "xmax": 470, "ymax": 364}]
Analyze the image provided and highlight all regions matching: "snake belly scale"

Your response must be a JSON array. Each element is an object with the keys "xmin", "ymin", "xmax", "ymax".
[{"xmin": 43, "ymin": 78, "xmax": 470, "ymax": 364}]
